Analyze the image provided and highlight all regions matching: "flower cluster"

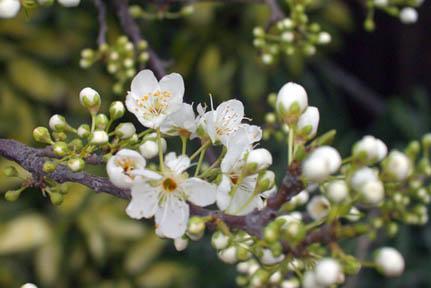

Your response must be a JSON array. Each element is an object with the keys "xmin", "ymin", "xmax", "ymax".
[
  {"xmin": 15, "ymin": 69, "xmax": 431, "ymax": 288},
  {"xmin": 0, "ymin": 0, "xmax": 80, "ymax": 19}
]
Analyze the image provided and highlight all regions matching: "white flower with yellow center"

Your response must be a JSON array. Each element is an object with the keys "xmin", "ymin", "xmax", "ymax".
[
  {"xmin": 107, "ymin": 149, "xmax": 160, "ymax": 189},
  {"xmin": 126, "ymin": 152, "xmax": 217, "ymax": 239},
  {"xmin": 216, "ymin": 128, "xmax": 269, "ymax": 215},
  {"xmin": 126, "ymin": 70, "xmax": 184, "ymax": 129},
  {"xmin": 160, "ymin": 103, "xmax": 197, "ymax": 137}
]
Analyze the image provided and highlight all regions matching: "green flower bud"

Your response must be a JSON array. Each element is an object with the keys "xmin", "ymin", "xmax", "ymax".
[
  {"xmin": 81, "ymin": 48, "xmax": 94, "ymax": 59},
  {"xmin": 77, "ymin": 124, "xmax": 91, "ymax": 138},
  {"xmin": 79, "ymin": 87, "xmax": 101, "ymax": 115},
  {"xmin": 52, "ymin": 142, "xmax": 68, "ymax": 157},
  {"xmin": 3, "ymin": 166, "xmax": 18, "ymax": 177},
  {"xmin": 43, "ymin": 161, "xmax": 57, "ymax": 173},
  {"xmin": 211, "ymin": 231, "xmax": 230, "ymax": 250},
  {"xmin": 5, "ymin": 189, "xmax": 22, "ymax": 202},
  {"xmin": 52, "ymin": 132, "xmax": 67, "ymax": 142},
  {"xmin": 265, "ymin": 113, "xmax": 276, "ymax": 124},
  {"xmin": 188, "ymin": 216, "xmax": 206, "ymax": 236},
  {"xmin": 264, "ymin": 222, "xmax": 280, "ymax": 243},
  {"xmin": 181, "ymin": 5, "xmax": 194, "ymax": 15},
  {"xmin": 236, "ymin": 245, "xmax": 251, "ymax": 261},
  {"xmin": 95, "ymin": 114, "xmax": 109, "ymax": 130},
  {"xmin": 49, "ymin": 114, "xmax": 67, "ymax": 131},
  {"xmin": 49, "ymin": 192, "xmax": 64, "ymax": 206},
  {"xmin": 109, "ymin": 101, "xmax": 125, "ymax": 120},
  {"xmin": 68, "ymin": 139, "xmax": 83, "ymax": 151},
  {"xmin": 67, "ymin": 158, "xmax": 85, "ymax": 172},
  {"xmin": 256, "ymin": 170, "xmax": 275, "ymax": 194},
  {"xmin": 115, "ymin": 123, "xmax": 136, "ymax": 139},
  {"xmin": 250, "ymin": 269, "xmax": 270, "ymax": 287},
  {"xmin": 33, "ymin": 127, "xmax": 53, "ymax": 144}
]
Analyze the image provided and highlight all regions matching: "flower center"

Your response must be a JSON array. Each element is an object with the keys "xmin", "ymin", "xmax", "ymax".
[
  {"xmin": 230, "ymin": 175, "xmax": 239, "ymax": 185},
  {"xmin": 162, "ymin": 177, "xmax": 178, "ymax": 192},
  {"xmin": 115, "ymin": 157, "xmax": 136, "ymax": 175},
  {"xmin": 136, "ymin": 90, "xmax": 173, "ymax": 117}
]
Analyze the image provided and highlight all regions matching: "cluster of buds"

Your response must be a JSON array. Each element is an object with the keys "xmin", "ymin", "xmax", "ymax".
[
  {"xmin": 0, "ymin": 0, "xmax": 80, "ymax": 19},
  {"xmin": 365, "ymin": 0, "xmax": 423, "ymax": 30},
  {"xmin": 80, "ymin": 37, "xmax": 149, "ymax": 94},
  {"xmin": 129, "ymin": 4, "xmax": 195, "ymax": 20}
]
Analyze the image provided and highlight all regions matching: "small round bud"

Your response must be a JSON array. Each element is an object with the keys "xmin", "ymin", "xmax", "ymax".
[
  {"xmin": 67, "ymin": 158, "xmax": 85, "ymax": 172},
  {"xmin": 43, "ymin": 161, "xmax": 57, "ymax": 173},
  {"xmin": 109, "ymin": 101, "xmax": 125, "ymax": 120},
  {"xmin": 49, "ymin": 192, "xmax": 64, "ymax": 205},
  {"xmin": 314, "ymin": 258, "xmax": 341, "ymax": 286},
  {"xmin": 297, "ymin": 106, "xmax": 320, "ymax": 140},
  {"xmin": 115, "ymin": 122, "xmax": 136, "ymax": 139},
  {"xmin": 33, "ymin": 127, "xmax": 53, "ymax": 144},
  {"xmin": 256, "ymin": 170, "xmax": 276, "ymax": 193},
  {"xmin": 261, "ymin": 53, "xmax": 273, "ymax": 64},
  {"xmin": 360, "ymin": 180, "xmax": 384, "ymax": 205},
  {"xmin": 250, "ymin": 269, "xmax": 270, "ymax": 287},
  {"xmin": 281, "ymin": 278, "xmax": 300, "ymax": 288},
  {"xmin": 325, "ymin": 180, "xmax": 349, "ymax": 203},
  {"xmin": 276, "ymin": 82, "xmax": 308, "ymax": 125},
  {"xmin": 139, "ymin": 137, "xmax": 167, "ymax": 159},
  {"xmin": 260, "ymin": 249, "xmax": 285, "ymax": 265},
  {"xmin": 281, "ymin": 31, "xmax": 294, "ymax": 42},
  {"xmin": 211, "ymin": 231, "xmax": 230, "ymax": 250},
  {"xmin": 218, "ymin": 246, "xmax": 238, "ymax": 264},
  {"xmin": 68, "ymin": 138, "xmax": 83, "ymax": 151},
  {"xmin": 20, "ymin": 283, "xmax": 39, "ymax": 288},
  {"xmin": 352, "ymin": 135, "xmax": 387, "ymax": 164},
  {"xmin": 3, "ymin": 166, "xmax": 18, "ymax": 177},
  {"xmin": 79, "ymin": 87, "xmax": 101, "ymax": 115},
  {"xmin": 5, "ymin": 189, "xmax": 22, "ymax": 202},
  {"xmin": 375, "ymin": 247, "xmax": 405, "ymax": 277},
  {"xmin": 90, "ymin": 130, "xmax": 109, "ymax": 145},
  {"xmin": 383, "ymin": 150, "xmax": 411, "ymax": 181},
  {"xmin": 52, "ymin": 142, "xmax": 68, "ymax": 157},
  {"xmin": 188, "ymin": 217, "xmax": 206, "ymax": 236},
  {"xmin": 49, "ymin": 114, "xmax": 67, "ymax": 131},
  {"xmin": 174, "ymin": 237, "xmax": 189, "ymax": 251},
  {"xmin": 77, "ymin": 124, "xmax": 91, "ymax": 138},
  {"xmin": 95, "ymin": 114, "xmax": 109, "ymax": 130},
  {"xmin": 246, "ymin": 148, "xmax": 273, "ymax": 174},
  {"xmin": 317, "ymin": 32, "xmax": 331, "ymax": 44},
  {"xmin": 306, "ymin": 196, "xmax": 330, "ymax": 220},
  {"xmin": 400, "ymin": 7, "xmax": 418, "ymax": 24},
  {"xmin": 253, "ymin": 26, "xmax": 265, "ymax": 37},
  {"xmin": 58, "ymin": 0, "xmax": 80, "ymax": 7},
  {"xmin": 302, "ymin": 146, "xmax": 341, "ymax": 182},
  {"xmin": 0, "ymin": 0, "xmax": 21, "ymax": 18}
]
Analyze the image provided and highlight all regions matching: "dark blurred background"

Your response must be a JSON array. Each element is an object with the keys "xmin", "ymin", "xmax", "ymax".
[{"xmin": 0, "ymin": 0, "xmax": 430, "ymax": 287}]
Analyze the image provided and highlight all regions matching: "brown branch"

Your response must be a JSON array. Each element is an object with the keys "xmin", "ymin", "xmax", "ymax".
[
  {"xmin": 94, "ymin": 0, "xmax": 108, "ymax": 46},
  {"xmin": 112, "ymin": 0, "xmax": 167, "ymax": 78},
  {"xmin": 264, "ymin": 0, "xmax": 285, "ymax": 30},
  {"xmin": 0, "ymin": 138, "xmax": 303, "ymax": 238}
]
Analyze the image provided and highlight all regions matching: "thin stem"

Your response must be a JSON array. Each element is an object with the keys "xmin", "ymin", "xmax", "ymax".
[
  {"xmin": 181, "ymin": 136, "xmax": 188, "ymax": 155},
  {"xmin": 194, "ymin": 146, "xmax": 208, "ymax": 176},
  {"xmin": 156, "ymin": 128, "xmax": 164, "ymax": 172},
  {"xmin": 190, "ymin": 141, "xmax": 211, "ymax": 161},
  {"xmin": 138, "ymin": 129, "xmax": 154, "ymax": 138},
  {"xmin": 199, "ymin": 147, "xmax": 226, "ymax": 178},
  {"xmin": 288, "ymin": 127, "xmax": 295, "ymax": 165},
  {"xmin": 90, "ymin": 114, "xmax": 96, "ymax": 133}
]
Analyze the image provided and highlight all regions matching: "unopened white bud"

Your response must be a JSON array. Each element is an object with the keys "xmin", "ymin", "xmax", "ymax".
[
  {"xmin": 109, "ymin": 101, "xmax": 125, "ymax": 120},
  {"xmin": 281, "ymin": 32, "xmax": 294, "ymax": 42},
  {"xmin": 326, "ymin": 180, "xmax": 349, "ymax": 203},
  {"xmin": 353, "ymin": 135, "xmax": 387, "ymax": 163},
  {"xmin": 302, "ymin": 271, "xmax": 321, "ymax": 288},
  {"xmin": 218, "ymin": 246, "xmax": 238, "ymax": 264},
  {"xmin": 360, "ymin": 180, "xmax": 385, "ymax": 205},
  {"xmin": 49, "ymin": 114, "xmax": 67, "ymax": 131},
  {"xmin": 115, "ymin": 123, "xmax": 136, "ymax": 139},
  {"xmin": 314, "ymin": 258, "xmax": 341, "ymax": 286},
  {"xmin": 281, "ymin": 278, "xmax": 300, "ymax": 288},
  {"xmin": 306, "ymin": 196, "xmax": 330, "ymax": 220},
  {"xmin": 302, "ymin": 146, "xmax": 341, "ymax": 182},
  {"xmin": 400, "ymin": 7, "xmax": 418, "ymax": 24},
  {"xmin": 269, "ymin": 271, "xmax": 283, "ymax": 284},
  {"xmin": 350, "ymin": 167, "xmax": 378, "ymax": 190},
  {"xmin": 174, "ymin": 237, "xmax": 189, "ymax": 251},
  {"xmin": 345, "ymin": 207, "xmax": 362, "ymax": 222},
  {"xmin": 77, "ymin": 124, "xmax": 90, "ymax": 138},
  {"xmin": 374, "ymin": 0, "xmax": 388, "ymax": 7},
  {"xmin": 290, "ymin": 190, "xmax": 309, "ymax": 206},
  {"xmin": 297, "ymin": 106, "xmax": 319, "ymax": 140},
  {"xmin": 0, "ymin": 0, "xmax": 20, "ymax": 18},
  {"xmin": 262, "ymin": 53, "xmax": 273, "ymax": 64},
  {"xmin": 276, "ymin": 82, "xmax": 308, "ymax": 124},
  {"xmin": 211, "ymin": 231, "xmax": 230, "ymax": 250},
  {"xmin": 79, "ymin": 87, "xmax": 101, "ymax": 115},
  {"xmin": 67, "ymin": 158, "xmax": 85, "ymax": 172},
  {"xmin": 317, "ymin": 32, "xmax": 331, "ymax": 44},
  {"xmin": 375, "ymin": 247, "xmax": 405, "ymax": 277},
  {"xmin": 90, "ymin": 130, "xmax": 109, "ymax": 145},
  {"xmin": 246, "ymin": 148, "xmax": 273, "ymax": 173},
  {"xmin": 384, "ymin": 151, "xmax": 411, "ymax": 181},
  {"xmin": 20, "ymin": 284, "xmax": 38, "ymax": 288},
  {"xmin": 139, "ymin": 138, "xmax": 167, "ymax": 159},
  {"xmin": 58, "ymin": 0, "xmax": 80, "ymax": 7},
  {"xmin": 260, "ymin": 249, "xmax": 285, "ymax": 265},
  {"xmin": 253, "ymin": 26, "xmax": 264, "ymax": 37}
]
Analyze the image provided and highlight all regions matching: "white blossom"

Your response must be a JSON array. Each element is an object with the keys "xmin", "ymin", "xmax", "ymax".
[
  {"xmin": 58, "ymin": 0, "xmax": 81, "ymax": 7},
  {"xmin": 276, "ymin": 82, "xmax": 308, "ymax": 124},
  {"xmin": 126, "ymin": 70, "xmax": 184, "ymax": 129},
  {"xmin": 126, "ymin": 153, "xmax": 216, "ymax": 239},
  {"xmin": 314, "ymin": 258, "xmax": 342, "ymax": 286},
  {"xmin": 384, "ymin": 150, "xmax": 411, "ymax": 181},
  {"xmin": 326, "ymin": 180, "xmax": 349, "ymax": 203},
  {"xmin": 307, "ymin": 196, "xmax": 330, "ymax": 220},
  {"xmin": 302, "ymin": 146, "xmax": 341, "ymax": 182},
  {"xmin": 400, "ymin": 7, "xmax": 418, "ymax": 24},
  {"xmin": 160, "ymin": 103, "xmax": 197, "ymax": 137},
  {"xmin": 353, "ymin": 135, "xmax": 387, "ymax": 163},
  {"xmin": 260, "ymin": 249, "xmax": 285, "ymax": 265},
  {"xmin": 297, "ymin": 106, "xmax": 319, "ymax": 140},
  {"xmin": 107, "ymin": 149, "xmax": 159, "ymax": 189},
  {"xmin": 0, "ymin": 0, "xmax": 20, "ymax": 18},
  {"xmin": 375, "ymin": 247, "xmax": 405, "ymax": 277}
]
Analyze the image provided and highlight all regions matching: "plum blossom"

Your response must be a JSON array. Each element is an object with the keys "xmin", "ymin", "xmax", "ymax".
[
  {"xmin": 126, "ymin": 153, "xmax": 217, "ymax": 239},
  {"xmin": 126, "ymin": 70, "xmax": 184, "ymax": 129}
]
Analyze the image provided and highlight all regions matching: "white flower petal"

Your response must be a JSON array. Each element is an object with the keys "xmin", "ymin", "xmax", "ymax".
[
  {"xmin": 165, "ymin": 153, "xmax": 191, "ymax": 174},
  {"xmin": 107, "ymin": 149, "xmax": 147, "ymax": 189},
  {"xmin": 130, "ymin": 70, "xmax": 159, "ymax": 99},
  {"xmin": 160, "ymin": 103, "xmax": 196, "ymax": 136},
  {"xmin": 155, "ymin": 196, "xmax": 189, "ymax": 239},
  {"xmin": 182, "ymin": 177, "xmax": 217, "ymax": 206},
  {"xmin": 221, "ymin": 127, "xmax": 251, "ymax": 173},
  {"xmin": 159, "ymin": 73, "xmax": 184, "ymax": 108},
  {"xmin": 216, "ymin": 175, "xmax": 232, "ymax": 210},
  {"xmin": 132, "ymin": 168, "xmax": 163, "ymax": 180},
  {"xmin": 227, "ymin": 175, "xmax": 260, "ymax": 215},
  {"xmin": 126, "ymin": 183, "xmax": 160, "ymax": 219}
]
